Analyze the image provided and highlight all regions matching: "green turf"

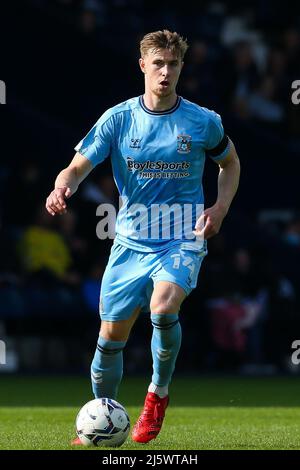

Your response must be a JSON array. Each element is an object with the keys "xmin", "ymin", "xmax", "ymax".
[{"xmin": 0, "ymin": 376, "xmax": 299, "ymax": 449}]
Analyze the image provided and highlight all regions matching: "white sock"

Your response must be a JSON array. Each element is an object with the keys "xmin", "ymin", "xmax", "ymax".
[{"xmin": 148, "ymin": 382, "xmax": 168, "ymax": 398}]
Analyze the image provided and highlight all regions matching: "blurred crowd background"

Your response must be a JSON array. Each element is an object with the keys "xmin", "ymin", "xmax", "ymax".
[{"xmin": 1, "ymin": 0, "xmax": 300, "ymax": 376}]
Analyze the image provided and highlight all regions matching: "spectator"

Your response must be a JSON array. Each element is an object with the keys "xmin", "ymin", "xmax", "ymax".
[{"xmin": 18, "ymin": 204, "xmax": 72, "ymax": 279}]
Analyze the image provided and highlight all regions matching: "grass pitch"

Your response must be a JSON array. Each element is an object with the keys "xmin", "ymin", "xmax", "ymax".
[{"xmin": 0, "ymin": 376, "xmax": 299, "ymax": 450}]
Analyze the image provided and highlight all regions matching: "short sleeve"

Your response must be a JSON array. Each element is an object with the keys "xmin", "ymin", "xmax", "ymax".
[
  {"xmin": 74, "ymin": 110, "xmax": 114, "ymax": 167},
  {"xmin": 205, "ymin": 111, "xmax": 230, "ymax": 162}
]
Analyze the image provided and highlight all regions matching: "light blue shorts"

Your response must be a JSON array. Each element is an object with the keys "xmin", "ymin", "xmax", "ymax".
[{"xmin": 99, "ymin": 242, "xmax": 207, "ymax": 322}]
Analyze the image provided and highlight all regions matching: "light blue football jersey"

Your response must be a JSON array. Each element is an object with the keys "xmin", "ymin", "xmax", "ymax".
[{"xmin": 75, "ymin": 96, "xmax": 230, "ymax": 252}]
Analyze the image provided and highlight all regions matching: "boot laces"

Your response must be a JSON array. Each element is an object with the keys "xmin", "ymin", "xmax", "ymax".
[{"xmin": 136, "ymin": 403, "xmax": 164, "ymax": 430}]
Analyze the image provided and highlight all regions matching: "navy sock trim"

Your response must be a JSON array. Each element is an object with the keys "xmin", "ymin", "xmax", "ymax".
[
  {"xmin": 151, "ymin": 319, "xmax": 179, "ymax": 330},
  {"xmin": 96, "ymin": 344, "xmax": 125, "ymax": 355}
]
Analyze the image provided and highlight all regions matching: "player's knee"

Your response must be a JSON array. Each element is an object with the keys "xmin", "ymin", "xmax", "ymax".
[
  {"xmin": 99, "ymin": 323, "xmax": 130, "ymax": 342},
  {"xmin": 150, "ymin": 300, "xmax": 177, "ymax": 314}
]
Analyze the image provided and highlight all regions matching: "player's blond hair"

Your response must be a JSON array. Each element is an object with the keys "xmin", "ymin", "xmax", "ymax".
[{"xmin": 140, "ymin": 30, "xmax": 188, "ymax": 60}]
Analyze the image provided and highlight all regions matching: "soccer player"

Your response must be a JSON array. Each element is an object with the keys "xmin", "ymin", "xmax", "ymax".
[{"xmin": 46, "ymin": 30, "xmax": 240, "ymax": 444}]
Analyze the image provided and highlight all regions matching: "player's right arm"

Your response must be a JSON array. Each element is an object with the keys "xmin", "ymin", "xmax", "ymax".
[
  {"xmin": 46, "ymin": 108, "xmax": 115, "ymax": 216},
  {"xmin": 45, "ymin": 152, "xmax": 93, "ymax": 216}
]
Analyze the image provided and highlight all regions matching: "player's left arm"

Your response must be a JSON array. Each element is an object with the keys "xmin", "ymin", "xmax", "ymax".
[{"xmin": 194, "ymin": 138, "xmax": 240, "ymax": 239}]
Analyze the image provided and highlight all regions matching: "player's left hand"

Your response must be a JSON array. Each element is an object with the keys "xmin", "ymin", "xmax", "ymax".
[{"xmin": 193, "ymin": 203, "xmax": 227, "ymax": 240}]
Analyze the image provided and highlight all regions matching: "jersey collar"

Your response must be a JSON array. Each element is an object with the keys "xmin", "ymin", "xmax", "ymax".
[{"xmin": 139, "ymin": 95, "xmax": 181, "ymax": 115}]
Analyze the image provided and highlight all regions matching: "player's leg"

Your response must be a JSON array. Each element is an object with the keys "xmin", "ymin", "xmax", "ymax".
[
  {"xmin": 148, "ymin": 280, "xmax": 185, "ymax": 396},
  {"xmin": 132, "ymin": 248, "xmax": 205, "ymax": 443},
  {"xmin": 73, "ymin": 306, "xmax": 141, "ymax": 446},
  {"xmin": 132, "ymin": 281, "xmax": 185, "ymax": 443},
  {"xmin": 148, "ymin": 248, "xmax": 206, "ymax": 397},
  {"xmin": 148, "ymin": 249, "xmax": 206, "ymax": 396},
  {"xmin": 91, "ymin": 307, "xmax": 140, "ymax": 400},
  {"xmin": 72, "ymin": 244, "xmax": 149, "ymax": 445},
  {"xmin": 90, "ymin": 242, "xmax": 151, "ymax": 401}
]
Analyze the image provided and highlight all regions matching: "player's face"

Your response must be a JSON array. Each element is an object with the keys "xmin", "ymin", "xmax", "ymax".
[{"xmin": 140, "ymin": 48, "xmax": 183, "ymax": 98}]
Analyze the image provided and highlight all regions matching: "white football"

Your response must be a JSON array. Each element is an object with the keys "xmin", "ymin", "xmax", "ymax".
[{"xmin": 76, "ymin": 398, "xmax": 130, "ymax": 447}]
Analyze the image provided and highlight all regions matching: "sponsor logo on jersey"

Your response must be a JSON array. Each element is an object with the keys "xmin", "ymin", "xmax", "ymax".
[
  {"xmin": 126, "ymin": 157, "xmax": 190, "ymax": 172},
  {"xmin": 126, "ymin": 157, "xmax": 190, "ymax": 179}
]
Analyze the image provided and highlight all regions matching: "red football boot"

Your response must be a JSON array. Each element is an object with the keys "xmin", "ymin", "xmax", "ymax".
[
  {"xmin": 71, "ymin": 436, "xmax": 83, "ymax": 446},
  {"xmin": 131, "ymin": 392, "xmax": 169, "ymax": 443}
]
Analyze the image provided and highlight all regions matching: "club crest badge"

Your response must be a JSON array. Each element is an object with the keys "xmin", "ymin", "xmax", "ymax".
[{"xmin": 177, "ymin": 134, "xmax": 192, "ymax": 154}]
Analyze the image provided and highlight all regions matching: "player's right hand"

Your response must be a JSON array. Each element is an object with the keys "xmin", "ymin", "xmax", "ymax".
[{"xmin": 45, "ymin": 187, "xmax": 72, "ymax": 216}]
